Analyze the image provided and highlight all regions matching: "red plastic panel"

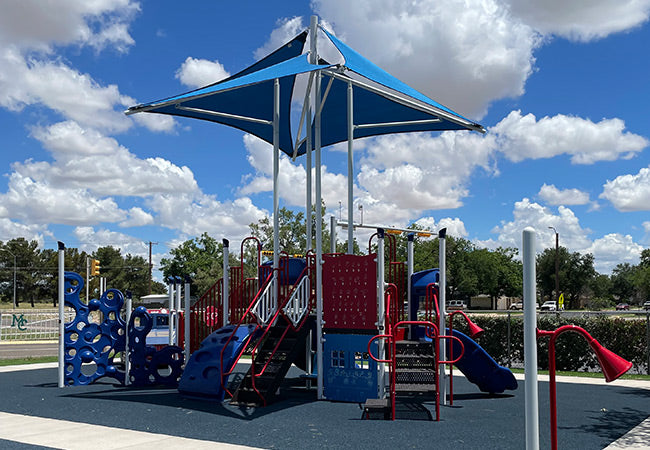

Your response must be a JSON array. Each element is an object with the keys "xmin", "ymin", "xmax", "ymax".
[{"xmin": 323, "ymin": 254, "xmax": 377, "ymax": 330}]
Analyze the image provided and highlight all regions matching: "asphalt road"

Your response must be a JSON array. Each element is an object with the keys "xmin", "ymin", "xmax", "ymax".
[{"xmin": 0, "ymin": 342, "xmax": 58, "ymax": 360}]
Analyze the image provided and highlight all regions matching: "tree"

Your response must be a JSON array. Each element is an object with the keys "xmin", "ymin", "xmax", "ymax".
[
  {"xmin": 159, "ymin": 233, "xmax": 237, "ymax": 297},
  {"xmin": 611, "ymin": 263, "xmax": 637, "ymax": 303}
]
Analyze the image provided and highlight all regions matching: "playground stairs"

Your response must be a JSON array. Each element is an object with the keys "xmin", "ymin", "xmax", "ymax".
[
  {"xmin": 230, "ymin": 318, "xmax": 309, "ymax": 406},
  {"xmin": 364, "ymin": 339, "xmax": 437, "ymax": 420}
]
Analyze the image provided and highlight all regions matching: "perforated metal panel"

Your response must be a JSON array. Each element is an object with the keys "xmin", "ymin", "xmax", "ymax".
[{"xmin": 323, "ymin": 254, "xmax": 377, "ymax": 330}]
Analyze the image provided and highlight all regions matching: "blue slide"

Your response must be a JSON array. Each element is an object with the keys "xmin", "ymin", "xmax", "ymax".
[
  {"xmin": 178, "ymin": 324, "xmax": 261, "ymax": 400},
  {"xmin": 446, "ymin": 329, "xmax": 518, "ymax": 394}
]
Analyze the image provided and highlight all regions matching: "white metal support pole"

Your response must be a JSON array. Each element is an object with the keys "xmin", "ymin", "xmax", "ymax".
[
  {"xmin": 377, "ymin": 228, "xmax": 386, "ymax": 398},
  {"xmin": 306, "ymin": 88, "xmax": 313, "ymax": 252},
  {"xmin": 523, "ymin": 227, "xmax": 540, "ymax": 450},
  {"xmin": 86, "ymin": 256, "xmax": 90, "ymax": 304},
  {"xmin": 273, "ymin": 78, "xmax": 280, "ymax": 275},
  {"xmin": 168, "ymin": 278, "xmax": 174, "ymax": 346},
  {"xmin": 273, "ymin": 77, "xmax": 280, "ymax": 307},
  {"xmin": 347, "ymin": 80, "xmax": 354, "ymax": 255},
  {"xmin": 124, "ymin": 290, "xmax": 132, "ymax": 386},
  {"xmin": 438, "ymin": 228, "xmax": 447, "ymax": 405},
  {"xmin": 175, "ymin": 276, "xmax": 182, "ymax": 346},
  {"xmin": 330, "ymin": 215, "xmax": 336, "ymax": 253},
  {"xmin": 311, "ymin": 13, "xmax": 325, "ymax": 401},
  {"xmin": 184, "ymin": 276, "xmax": 191, "ymax": 362},
  {"xmin": 222, "ymin": 239, "xmax": 230, "ymax": 327},
  {"xmin": 57, "ymin": 241, "xmax": 65, "ymax": 388}
]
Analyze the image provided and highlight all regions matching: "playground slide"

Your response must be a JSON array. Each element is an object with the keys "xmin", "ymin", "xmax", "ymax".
[
  {"xmin": 447, "ymin": 329, "xmax": 518, "ymax": 394},
  {"xmin": 178, "ymin": 324, "xmax": 261, "ymax": 400}
]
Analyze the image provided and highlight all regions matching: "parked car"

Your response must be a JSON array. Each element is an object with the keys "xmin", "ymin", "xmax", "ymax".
[
  {"xmin": 540, "ymin": 301, "xmax": 557, "ymax": 311},
  {"xmin": 509, "ymin": 302, "xmax": 523, "ymax": 310},
  {"xmin": 643, "ymin": 301, "xmax": 650, "ymax": 310},
  {"xmin": 447, "ymin": 300, "xmax": 467, "ymax": 310},
  {"xmin": 615, "ymin": 303, "xmax": 630, "ymax": 311}
]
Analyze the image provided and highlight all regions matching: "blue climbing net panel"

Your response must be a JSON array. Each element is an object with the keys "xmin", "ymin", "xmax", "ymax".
[
  {"xmin": 64, "ymin": 271, "xmax": 126, "ymax": 386},
  {"xmin": 128, "ymin": 306, "xmax": 184, "ymax": 387}
]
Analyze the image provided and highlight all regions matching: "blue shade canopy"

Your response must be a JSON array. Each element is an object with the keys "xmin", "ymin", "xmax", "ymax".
[
  {"xmin": 294, "ymin": 28, "xmax": 483, "ymax": 155},
  {"xmin": 126, "ymin": 26, "xmax": 484, "ymax": 157},
  {"xmin": 126, "ymin": 32, "xmax": 330, "ymax": 156}
]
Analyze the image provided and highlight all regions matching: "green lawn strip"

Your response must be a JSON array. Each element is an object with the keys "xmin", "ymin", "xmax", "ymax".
[
  {"xmin": 0, "ymin": 356, "xmax": 58, "ymax": 366},
  {"xmin": 508, "ymin": 367, "xmax": 650, "ymax": 381}
]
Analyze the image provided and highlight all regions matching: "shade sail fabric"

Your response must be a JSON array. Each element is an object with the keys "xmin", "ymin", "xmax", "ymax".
[
  {"xmin": 126, "ymin": 32, "xmax": 330, "ymax": 156},
  {"xmin": 293, "ymin": 28, "xmax": 483, "ymax": 154},
  {"xmin": 126, "ymin": 26, "xmax": 484, "ymax": 157}
]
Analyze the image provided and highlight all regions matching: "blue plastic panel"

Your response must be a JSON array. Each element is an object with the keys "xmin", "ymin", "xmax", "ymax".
[{"xmin": 323, "ymin": 333, "xmax": 378, "ymax": 403}]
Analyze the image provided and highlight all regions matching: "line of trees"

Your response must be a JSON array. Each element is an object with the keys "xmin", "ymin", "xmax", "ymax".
[
  {"xmin": 3, "ymin": 210, "xmax": 649, "ymax": 309},
  {"xmin": 0, "ymin": 238, "xmax": 166, "ymax": 307}
]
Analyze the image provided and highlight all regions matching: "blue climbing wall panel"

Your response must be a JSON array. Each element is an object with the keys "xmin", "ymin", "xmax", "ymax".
[
  {"xmin": 128, "ymin": 306, "xmax": 184, "ymax": 387},
  {"xmin": 323, "ymin": 333, "xmax": 378, "ymax": 403},
  {"xmin": 64, "ymin": 271, "xmax": 126, "ymax": 386}
]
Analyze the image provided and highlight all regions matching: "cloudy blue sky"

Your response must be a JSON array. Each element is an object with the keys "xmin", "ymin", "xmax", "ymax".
[{"xmin": 0, "ymin": 0, "xmax": 649, "ymax": 278}]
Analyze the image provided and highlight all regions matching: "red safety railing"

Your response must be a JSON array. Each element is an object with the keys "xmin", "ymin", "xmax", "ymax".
[
  {"xmin": 368, "ymin": 281, "xmax": 465, "ymax": 421},
  {"xmin": 219, "ymin": 255, "xmax": 313, "ymax": 405},
  {"xmin": 248, "ymin": 265, "xmax": 314, "ymax": 405}
]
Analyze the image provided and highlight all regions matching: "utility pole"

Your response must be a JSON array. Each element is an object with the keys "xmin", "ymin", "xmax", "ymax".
[
  {"xmin": 148, "ymin": 241, "xmax": 158, "ymax": 294},
  {"xmin": 548, "ymin": 227, "xmax": 559, "ymax": 306}
]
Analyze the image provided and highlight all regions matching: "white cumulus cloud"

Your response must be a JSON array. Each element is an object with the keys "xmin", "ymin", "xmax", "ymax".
[
  {"xmin": 538, "ymin": 184, "xmax": 590, "ymax": 206},
  {"xmin": 600, "ymin": 167, "xmax": 650, "ymax": 211},
  {"xmin": 491, "ymin": 110, "xmax": 648, "ymax": 164},
  {"xmin": 175, "ymin": 57, "xmax": 230, "ymax": 88}
]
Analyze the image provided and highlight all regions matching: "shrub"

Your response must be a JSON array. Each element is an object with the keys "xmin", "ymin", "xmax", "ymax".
[{"xmin": 465, "ymin": 313, "xmax": 649, "ymax": 374}]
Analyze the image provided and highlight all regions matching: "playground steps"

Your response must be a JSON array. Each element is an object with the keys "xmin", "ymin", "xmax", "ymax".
[
  {"xmin": 363, "ymin": 340, "xmax": 437, "ymax": 420},
  {"xmin": 231, "ymin": 319, "xmax": 309, "ymax": 406},
  {"xmin": 394, "ymin": 340, "xmax": 437, "ymax": 394}
]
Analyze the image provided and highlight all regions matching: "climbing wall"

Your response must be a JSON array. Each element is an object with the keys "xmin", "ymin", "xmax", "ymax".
[
  {"xmin": 322, "ymin": 254, "xmax": 377, "ymax": 331},
  {"xmin": 128, "ymin": 306, "xmax": 184, "ymax": 387},
  {"xmin": 64, "ymin": 271, "xmax": 126, "ymax": 385}
]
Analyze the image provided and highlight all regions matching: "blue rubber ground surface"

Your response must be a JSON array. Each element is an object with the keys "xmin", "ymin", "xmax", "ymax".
[{"xmin": 1, "ymin": 366, "xmax": 649, "ymax": 449}]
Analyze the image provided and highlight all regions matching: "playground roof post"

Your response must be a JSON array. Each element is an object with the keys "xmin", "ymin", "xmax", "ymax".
[{"xmin": 125, "ymin": 15, "xmax": 485, "ymax": 401}]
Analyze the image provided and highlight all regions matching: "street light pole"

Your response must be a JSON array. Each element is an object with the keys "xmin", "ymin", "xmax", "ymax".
[{"xmin": 548, "ymin": 227, "xmax": 559, "ymax": 306}]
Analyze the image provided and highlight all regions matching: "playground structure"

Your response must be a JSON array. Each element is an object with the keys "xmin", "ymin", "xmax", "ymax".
[{"xmin": 58, "ymin": 226, "xmax": 520, "ymax": 422}]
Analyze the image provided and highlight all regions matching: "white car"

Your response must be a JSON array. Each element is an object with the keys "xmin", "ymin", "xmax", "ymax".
[
  {"xmin": 540, "ymin": 301, "xmax": 557, "ymax": 311},
  {"xmin": 447, "ymin": 300, "xmax": 467, "ymax": 310}
]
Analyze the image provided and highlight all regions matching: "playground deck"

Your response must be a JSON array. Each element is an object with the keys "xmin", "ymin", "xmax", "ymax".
[{"xmin": 1, "ymin": 363, "xmax": 648, "ymax": 449}]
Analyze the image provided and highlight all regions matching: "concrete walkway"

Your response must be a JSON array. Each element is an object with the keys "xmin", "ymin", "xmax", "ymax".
[{"xmin": 0, "ymin": 412, "xmax": 261, "ymax": 449}]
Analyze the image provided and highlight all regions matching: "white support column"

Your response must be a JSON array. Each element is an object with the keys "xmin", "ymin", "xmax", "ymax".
[
  {"xmin": 124, "ymin": 290, "xmax": 132, "ymax": 386},
  {"xmin": 330, "ymin": 215, "xmax": 337, "ymax": 254},
  {"xmin": 167, "ymin": 278, "xmax": 174, "ymax": 346},
  {"xmin": 377, "ymin": 228, "xmax": 386, "ymax": 399},
  {"xmin": 85, "ymin": 257, "xmax": 90, "ymax": 304},
  {"xmin": 438, "ymin": 228, "xmax": 447, "ymax": 405},
  {"xmin": 273, "ymin": 78, "xmax": 280, "ymax": 276},
  {"xmin": 175, "ymin": 276, "xmax": 182, "ymax": 346},
  {"xmin": 184, "ymin": 276, "xmax": 191, "ymax": 362},
  {"xmin": 523, "ymin": 227, "xmax": 540, "ymax": 450},
  {"xmin": 306, "ymin": 92, "xmax": 313, "ymax": 252},
  {"xmin": 222, "ymin": 239, "xmax": 230, "ymax": 327},
  {"xmin": 57, "ymin": 241, "xmax": 65, "ymax": 388},
  {"xmin": 347, "ymin": 80, "xmax": 354, "ymax": 255},
  {"xmin": 311, "ymin": 13, "xmax": 325, "ymax": 401}
]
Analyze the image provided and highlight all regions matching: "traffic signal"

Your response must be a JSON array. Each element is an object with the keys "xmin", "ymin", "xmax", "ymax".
[{"xmin": 91, "ymin": 259, "xmax": 101, "ymax": 276}]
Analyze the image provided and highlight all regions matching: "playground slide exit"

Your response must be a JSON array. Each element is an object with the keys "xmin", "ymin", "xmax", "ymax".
[{"xmin": 448, "ymin": 329, "xmax": 518, "ymax": 394}]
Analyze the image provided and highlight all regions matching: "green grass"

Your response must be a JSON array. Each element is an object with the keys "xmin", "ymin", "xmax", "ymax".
[
  {"xmin": 0, "ymin": 356, "xmax": 58, "ymax": 366},
  {"xmin": 509, "ymin": 367, "xmax": 650, "ymax": 381}
]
